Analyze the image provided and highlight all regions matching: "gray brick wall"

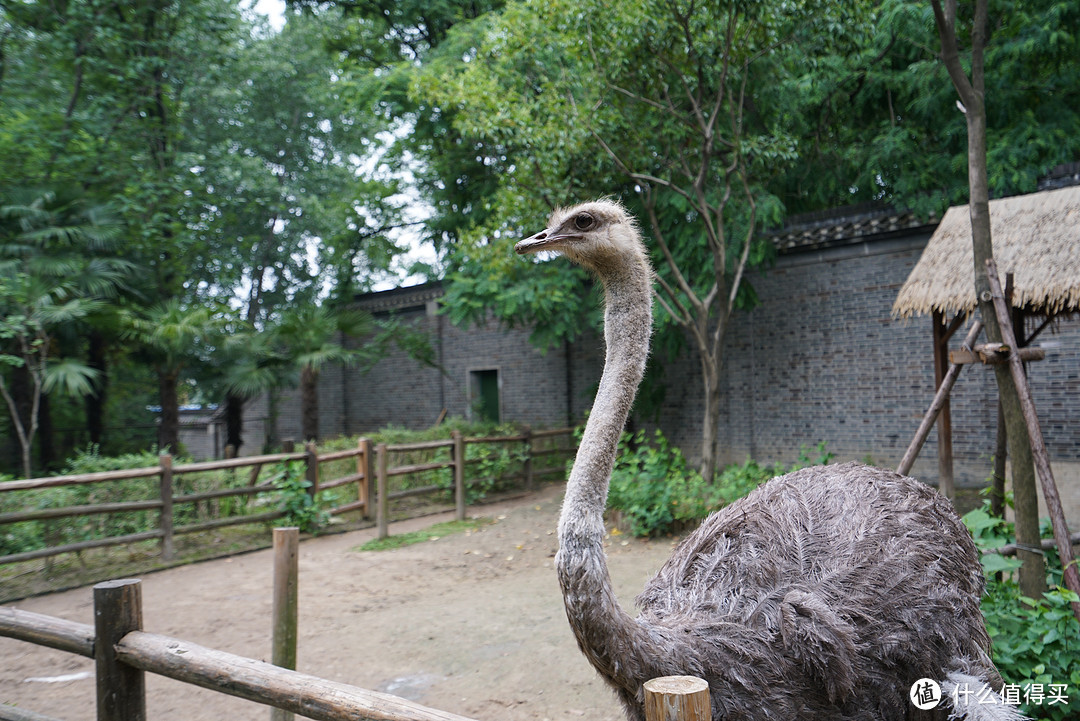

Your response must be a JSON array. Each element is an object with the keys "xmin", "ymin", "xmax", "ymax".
[
  {"xmin": 260, "ymin": 231, "xmax": 1078, "ymax": 499},
  {"xmin": 649, "ymin": 233, "xmax": 1080, "ymax": 488}
]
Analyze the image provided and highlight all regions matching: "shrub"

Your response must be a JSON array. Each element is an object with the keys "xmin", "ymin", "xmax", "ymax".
[
  {"xmin": 605, "ymin": 431, "xmax": 833, "ymax": 537},
  {"xmin": 962, "ymin": 500, "xmax": 1080, "ymax": 720}
]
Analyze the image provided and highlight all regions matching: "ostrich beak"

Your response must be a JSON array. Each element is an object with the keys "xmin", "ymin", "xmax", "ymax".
[{"xmin": 515, "ymin": 228, "xmax": 580, "ymax": 255}]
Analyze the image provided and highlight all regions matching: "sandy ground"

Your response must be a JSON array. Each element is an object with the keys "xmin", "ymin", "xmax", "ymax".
[{"xmin": 1, "ymin": 483, "xmax": 678, "ymax": 721}]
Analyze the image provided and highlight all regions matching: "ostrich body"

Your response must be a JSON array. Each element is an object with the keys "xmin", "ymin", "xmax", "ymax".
[{"xmin": 516, "ymin": 200, "xmax": 1019, "ymax": 721}]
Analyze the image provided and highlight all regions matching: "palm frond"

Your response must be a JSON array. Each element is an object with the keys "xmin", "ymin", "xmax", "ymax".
[{"xmin": 43, "ymin": 358, "xmax": 100, "ymax": 397}]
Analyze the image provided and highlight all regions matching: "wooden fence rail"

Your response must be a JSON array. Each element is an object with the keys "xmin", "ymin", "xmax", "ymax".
[
  {"xmin": 0, "ymin": 580, "xmax": 480, "ymax": 721},
  {"xmin": 0, "ymin": 429, "xmax": 575, "ymax": 565}
]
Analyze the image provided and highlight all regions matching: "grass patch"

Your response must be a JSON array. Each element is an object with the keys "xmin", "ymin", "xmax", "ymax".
[{"xmin": 355, "ymin": 518, "xmax": 492, "ymax": 552}]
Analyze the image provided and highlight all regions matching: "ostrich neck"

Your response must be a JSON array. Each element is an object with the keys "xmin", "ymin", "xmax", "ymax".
[{"xmin": 557, "ymin": 258, "xmax": 655, "ymax": 691}]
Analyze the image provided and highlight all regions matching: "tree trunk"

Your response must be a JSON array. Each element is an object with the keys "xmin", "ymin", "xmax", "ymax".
[
  {"xmin": 158, "ymin": 368, "xmax": 180, "ymax": 454},
  {"xmin": 931, "ymin": 0, "xmax": 1044, "ymax": 598},
  {"xmin": 225, "ymin": 392, "xmax": 244, "ymax": 453},
  {"xmin": 300, "ymin": 366, "xmax": 319, "ymax": 442},
  {"xmin": 85, "ymin": 329, "xmax": 108, "ymax": 447},
  {"xmin": 699, "ymin": 358, "xmax": 722, "ymax": 482},
  {"xmin": 38, "ymin": 392, "xmax": 54, "ymax": 472},
  {"xmin": 965, "ymin": 101, "xmax": 1044, "ymax": 599}
]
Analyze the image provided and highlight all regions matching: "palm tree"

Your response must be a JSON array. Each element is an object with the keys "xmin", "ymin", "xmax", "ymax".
[
  {"xmin": 272, "ymin": 305, "xmax": 375, "ymax": 442},
  {"xmin": 207, "ymin": 324, "xmax": 284, "ymax": 454},
  {"xmin": 125, "ymin": 299, "xmax": 223, "ymax": 454}
]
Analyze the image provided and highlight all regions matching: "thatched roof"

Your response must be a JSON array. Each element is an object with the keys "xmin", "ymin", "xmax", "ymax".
[{"xmin": 893, "ymin": 185, "xmax": 1080, "ymax": 318}]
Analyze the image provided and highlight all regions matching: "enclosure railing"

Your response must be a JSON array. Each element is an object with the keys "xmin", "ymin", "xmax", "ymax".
[
  {"xmin": 0, "ymin": 428, "xmax": 576, "ymax": 566},
  {"xmin": 0, "ymin": 578, "xmax": 708, "ymax": 721},
  {"xmin": 0, "ymin": 578, "xmax": 480, "ymax": 721}
]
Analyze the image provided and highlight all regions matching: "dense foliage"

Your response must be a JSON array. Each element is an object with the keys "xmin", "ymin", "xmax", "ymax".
[
  {"xmin": 0, "ymin": 2, "xmax": 426, "ymax": 476},
  {"xmin": 963, "ymin": 503, "xmax": 1080, "ymax": 720},
  {"xmin": 605, "ymin": 429, "xmax": 834, "ymax": 537}
]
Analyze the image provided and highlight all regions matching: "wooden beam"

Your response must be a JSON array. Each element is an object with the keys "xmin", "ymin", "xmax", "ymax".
[
  {"xmin": 0, "ymin": 608, "xmax": 94, "ymax": 658},
  {"xmin": 986, "ymin": 258, "xmax": 1080, "ymax": 623},
  {"xmin": 949, "ymin": 345, "xmax": 1046, "ymax": 365},
  {"xmin": 114, "ymin": 630, "xmax": 479, "ymax": 721}
]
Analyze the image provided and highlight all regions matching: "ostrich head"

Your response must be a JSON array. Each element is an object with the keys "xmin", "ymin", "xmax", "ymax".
[{"xmin": 515, "ymin": 199, "xmax": 648, "ymax": 276}]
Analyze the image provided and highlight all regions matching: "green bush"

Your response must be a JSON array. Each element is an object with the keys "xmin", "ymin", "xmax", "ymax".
[
  {"xmin": 271, "ymin": 461, "xmax": 328, "ymax": 534},
  {"xmin": 962, "ymin": 501, "xmax": 1080, "ymax": 720},
  {"xmin": 605, "ymin": 431, "xmax": 833, "ymax": 537}
]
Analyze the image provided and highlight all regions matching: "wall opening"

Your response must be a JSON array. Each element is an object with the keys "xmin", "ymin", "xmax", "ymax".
[{"xmin": 469, "ymin": 369, "xmax": 501, "ymax": 424}]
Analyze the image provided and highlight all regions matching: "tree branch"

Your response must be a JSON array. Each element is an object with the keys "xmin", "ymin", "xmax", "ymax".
[{"xmin": 930, "ymin": 0, "xmax": 976, "ymax": 107}]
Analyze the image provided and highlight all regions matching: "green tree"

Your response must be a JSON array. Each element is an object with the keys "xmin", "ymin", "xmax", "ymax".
[
  {"xmin": 414, "ymin": 0, "xmax": 863, "ymax": 479},
  {"xmin": 272, "ymin": 305, "xmax": 375, "ymax": 442},
  {"xmin": 124, "ymin": 300, "xmax": 223, "ymax": 454},
  {"xmin": 924, "ymin": 0, "xmax": 1076, "ymax": 603},
  {"xmin": 0, "ymin": 274, "xmax": 99, "ymax": 478}
]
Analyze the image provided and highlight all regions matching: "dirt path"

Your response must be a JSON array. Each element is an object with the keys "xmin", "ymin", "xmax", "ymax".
[{"xmin": 1, "ymin": 483, "xmax": 678, "ymax": 721}]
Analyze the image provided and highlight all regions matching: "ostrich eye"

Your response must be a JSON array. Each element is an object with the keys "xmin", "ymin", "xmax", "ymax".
[{"xmin": 573, "ymin": 213, "xmax": 594, "ymax": 230}]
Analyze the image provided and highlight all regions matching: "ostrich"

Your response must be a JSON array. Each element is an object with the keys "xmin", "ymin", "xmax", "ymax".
[{"xmin": 515, "ymin": 199, "xmax": 1020, "ymax": 721}]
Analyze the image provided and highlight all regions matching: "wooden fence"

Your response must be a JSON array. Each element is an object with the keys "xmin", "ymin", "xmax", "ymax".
[
  {"xmin": 0, "ymin": 579, "xmax": 708, "ymax": 721},
  {"xmin": 0, "ymin": 428, "xmax": 575, "ymax": 567}
]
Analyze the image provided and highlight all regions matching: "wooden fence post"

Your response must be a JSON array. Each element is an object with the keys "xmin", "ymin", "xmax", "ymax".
[
  {"xmin": 158, "ymin": 455, "xmax": 174, "ymax": 562},
  {"xmin": 271, "ymin": 527, "xmax": 299, "ymax": 721},
  {"xmin": 644, "ymin": 677, "xmax": 710, "ymax": 721},
  {"xmin": 94, "ymin": 579, "xmax": 146, "ymax": 721},
  {"xmin": 303, "ymin": 442, "xmax": 319, "ymax": 499},
  {"xmin": 452, "ymin": 430, "xmax": 465, "ymax": 522},
  {"xmin": 359, "ymin": 438, "xmax": 373, "ymax": 520},
  {"xmin": 522, "ymin": 426, "xmax": 534, "ymax": 492},
  {"xmin": 376, "ymin": 443, "xmax": 388, "ymax": 540}
]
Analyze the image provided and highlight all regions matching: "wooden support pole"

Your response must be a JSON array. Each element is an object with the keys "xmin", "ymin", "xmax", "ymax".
[
  {"xmin": 932, "ymin": 311, "xmax": 956, "ymax": 499},
  {"xmin": 644, "ymin": 677, "xmax": 710, "ymax": 721},
  {"xmin": 452, "ymin": 431, "xmax": 465, "ymax": 522},
  {"xmin": 948, "ymin": 345, "xmax": 1046, "ymax": 365},
  {"xmin": 897, "ymin": 320, "xmax": 983, "ymax": 478},
  {"xmin": 158, "ymin": 455, "xmax": 174, "ymax": 562},
  {"xmin": 991, "ymin": 400, "xmax": 1007, "ymax": 519},
  {"xmin": 376, "ymin": 443, "xmax": 388, "ymax": 540},
  {"xmin": 985, "ymin": 259, "xmax": 1080, "ymax": 621},
  {"xmin": 271, "ymin": 527, "xmax": 300, "ymax": 721},
  {"xmin": 94, "ymin": 579, "xmax": 146, "ymax": 721}
]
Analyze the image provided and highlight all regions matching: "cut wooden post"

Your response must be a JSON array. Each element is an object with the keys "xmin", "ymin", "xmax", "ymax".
[
  {"xmin": 94, "ymin": 579, "xmax": 146, "ymax": 721},
  {"xmin": 271, "ymin": 527, "xmax": 299, "ymax": 721},
  {"xmin": 359, "ymin": 438, "xmax": 373, "ymax": 519},
  {"xmin": 376, "ymin": 443, "xmax": 388, "ymax": 540},
  {"xmin": 452, "ymin": 431, "xmax": 465, "ymax": 521},
  {"xmin": 644, "ymin": 676, "xmax": 710, "ymax": 721},
  {"xmin": 986, "ymin": 258, "xmax": 1080, "ymax": 622},
  {"xmin": 897, "ymin": 320, "xmax": 983, "ymax": 478},
  {"xmin": 158, "ymin": 455, "xmax": 174, "ymax": 562},
  {"xmin": 225, "ymin": 444, "xmax": 236, "ymax": 460},
  {"xmin": 303, "ymin": 442, "xmax": 319, "ymax": 499}
]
